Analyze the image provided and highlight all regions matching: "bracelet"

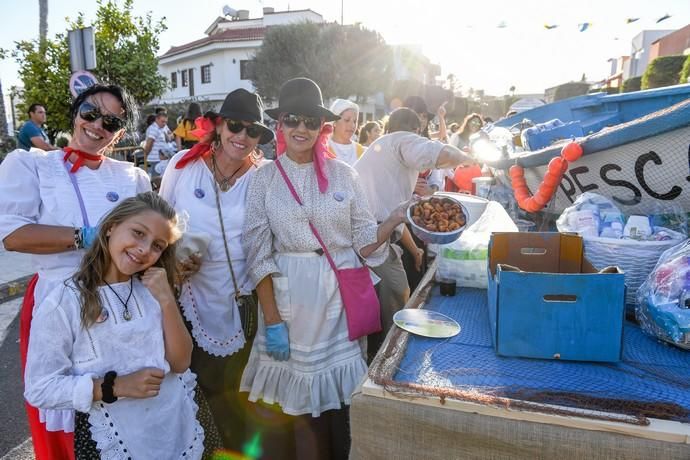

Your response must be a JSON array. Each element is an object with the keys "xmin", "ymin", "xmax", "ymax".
[
  {"xmin": 73, "ymin": 228, "xmax": 82, "ymax": 250},
  {"xmin": 101, "ymin": 371, "xmax": 118, "ymax": 403}
]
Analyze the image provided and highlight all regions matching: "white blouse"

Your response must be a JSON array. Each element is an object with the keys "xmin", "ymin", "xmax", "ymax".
[
  {"xmin": 242, "ymin": 154, "xmax": 386, "ymax": 286},
  {"xmin": 24, "ymin": 280, "xmax": 203, "ymax": 459},
  {"xmin": 159, "ymin": 151, "xmax": 255, "ymax": 356},
  {"xmin": 0, "ymin": 149, "xmax": 151, "ymax": 302}
]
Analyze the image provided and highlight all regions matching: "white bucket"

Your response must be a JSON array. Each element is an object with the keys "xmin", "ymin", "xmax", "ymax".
[{"xmin": 434, "ymin": 192, "xmax": 489, "ymax": 227}]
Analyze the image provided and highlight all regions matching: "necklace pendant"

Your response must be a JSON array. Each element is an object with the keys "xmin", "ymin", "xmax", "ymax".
[
  {"xmin": 123, "ymin": 309, "xmax": 132, "ymax": 321},
  {"xmin": 219, "ymin": 181, "xmax": 230, "ymax": 192}
]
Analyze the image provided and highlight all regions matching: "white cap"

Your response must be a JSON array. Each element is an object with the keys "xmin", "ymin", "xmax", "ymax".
[{"xmin": 329, "ymin": 98, "xmax": 359, "ymax": 117}]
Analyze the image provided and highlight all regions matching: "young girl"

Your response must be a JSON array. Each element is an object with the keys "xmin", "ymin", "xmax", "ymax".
[{"xmin": 24, "ymin": 192, "xmax": 204, "ymax": 459}]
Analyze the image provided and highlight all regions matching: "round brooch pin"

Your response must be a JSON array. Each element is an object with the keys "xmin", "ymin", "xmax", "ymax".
[
  {"xmin": 194, "ymin": 188, "xmax": 205, "ymax": 199},
  {"xmin": 106, "ymin": 191, "xmax": 119, "ymax": 202},
  {"xmin": 333, "ymin": 192, "xmax": 345, "ymax": 202}
]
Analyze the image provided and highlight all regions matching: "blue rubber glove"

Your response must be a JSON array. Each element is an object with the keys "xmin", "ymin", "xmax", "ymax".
[
  {"xmin": 80, "ymin": 226, "xmax": 99, "ymax": 249},
  {"xmin": 265, "ymin": 322, "xmax": 290, "ymax": 361}
]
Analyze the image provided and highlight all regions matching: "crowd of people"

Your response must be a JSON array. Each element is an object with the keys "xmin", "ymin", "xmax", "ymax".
[{"xmin": 1, "ymin": 78, "xmax": 479, "ymax": 459}]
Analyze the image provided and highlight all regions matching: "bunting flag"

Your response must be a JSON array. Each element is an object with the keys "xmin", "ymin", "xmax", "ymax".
[
  {"xmin": 544, "ymin": 24, "xmax": 558, "ymax": 30},
  {"xmin": 578, "ymin": 22, "xmax": 591, "ymax": 32},
  {"xmin": 656, "ymin": 13, "xmax": 671, "ymax": 23},
  {"xmin": 626, "ymin": 18, "xmax": 640, "ymax": 24}
]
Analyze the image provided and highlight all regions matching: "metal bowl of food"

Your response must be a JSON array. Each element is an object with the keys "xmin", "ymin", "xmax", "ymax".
[{"xmin": 407, "ymin": 195, "xmax": 468, "ymax": 244}]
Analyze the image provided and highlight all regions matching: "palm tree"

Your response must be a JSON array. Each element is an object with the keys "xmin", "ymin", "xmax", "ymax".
[
  {"xmin": 39, "ymin": 0, "xmax": 48, "ymax": 55},
  {"xmin": 0, "ymin": 79, "xmax": 8, "ymax": 141}
]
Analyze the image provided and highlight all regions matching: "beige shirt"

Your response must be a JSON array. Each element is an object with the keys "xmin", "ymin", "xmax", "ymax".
[{"xmin": 354, "ymin": 131, "xmax": 444, "ymax": 222}]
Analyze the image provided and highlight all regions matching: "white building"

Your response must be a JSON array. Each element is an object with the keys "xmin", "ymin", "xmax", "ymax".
[
  {"xmin": 154, "ymin": 8, "xmax": 323, "ymax": 108},
  {"xmin": 623, "ymin": 29, "xmax": 673, "ymax": 79}
]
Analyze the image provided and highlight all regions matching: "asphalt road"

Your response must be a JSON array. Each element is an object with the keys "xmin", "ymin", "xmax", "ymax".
[{"xmin": 0, "ymin": 300, "xmax": 32, "ymax": 459}]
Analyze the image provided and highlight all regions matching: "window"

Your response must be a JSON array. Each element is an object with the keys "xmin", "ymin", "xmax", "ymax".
[
  {"xmin": 201, "ymin": 65, "xmax": 211, "ymax": 84},
  {"xmin": 170, "ymin": 72, "xmax": 177, "ymax": 89},
  {"xmin": 240, "ymin": 60, "xmax": 256, "ymax": 81},
  {"xmin": 181, "ymin": 69, "xmax": 189, "ymax": 87}
]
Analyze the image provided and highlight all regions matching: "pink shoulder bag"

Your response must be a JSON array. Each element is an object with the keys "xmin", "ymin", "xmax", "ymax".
[{"xmin": 275, "ymin": 159, "xmax": 381, "ymax": 341}]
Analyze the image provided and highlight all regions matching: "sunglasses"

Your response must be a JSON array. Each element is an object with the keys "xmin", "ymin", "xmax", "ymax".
[
  {"xmin": 78, "ymin": 102, "xmax": 125, "ymax": 133},
  {"xmin": 225, "ymin": 119, "xmax": 263, "ymax": 139},
  {"xmin": 282, "ymin": 113, "xmax": 322, "ymax": 131}
]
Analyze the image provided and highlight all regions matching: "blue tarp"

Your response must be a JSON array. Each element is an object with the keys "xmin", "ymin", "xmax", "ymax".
[{"xmin": 393, "ymin": 288, "xmax": 690, "ymax": 422}]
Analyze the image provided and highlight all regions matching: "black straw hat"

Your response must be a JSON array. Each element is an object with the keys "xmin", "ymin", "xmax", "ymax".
[
  {"xmin": 218, "ymin": 89, "xmax": 274, "ymax": 144},
  {"xmin": 265, "ymin": 78, "xmax": 339, "ymax": 122}
]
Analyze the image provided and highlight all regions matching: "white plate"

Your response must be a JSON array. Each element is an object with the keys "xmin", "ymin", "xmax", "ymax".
[{"xmin": 393, "ymin": 309, "xmax": 461, "ymax": 338}]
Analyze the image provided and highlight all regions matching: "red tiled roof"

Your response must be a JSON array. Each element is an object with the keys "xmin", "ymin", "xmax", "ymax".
[{"xmin": 160, "ymin": 27, "xmax": 265, "ymax": 58}]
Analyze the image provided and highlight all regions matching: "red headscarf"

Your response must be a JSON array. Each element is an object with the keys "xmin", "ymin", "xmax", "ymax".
[
  {"xmin": 275, "ymin": 120, "xmax": 334, "ymax": 194},
  {"xmin": 174, "ymin": 116, "xmax": 221, "ymax": 169}
]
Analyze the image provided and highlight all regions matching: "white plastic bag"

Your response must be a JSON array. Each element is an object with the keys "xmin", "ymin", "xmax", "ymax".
[{"xmin": 437, "ymin": 201, "xmax": 518, "ymax": 289}]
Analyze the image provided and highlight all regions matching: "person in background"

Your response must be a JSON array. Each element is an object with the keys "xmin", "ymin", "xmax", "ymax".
[
  {"xmin": 403, "ymin": 95, "xmax": 447, "ymax": 142},
  {"xmin": 0, "ymin": 84, "xmax": 151, "ymax": 460},
  {"xmin": 24, "ymin": 192, "xmax": 203, "ymax": 459},
  {"xmin": 160, "ymin": 88, "xmax": 275, "ymax": 453},
  {"xmin": 448, "ymin": 113, "xmax": 485, "ymax": 192},
  {"xmin": 174, "ymin": 102, "xmax": 203, "ymax": 151},
  {"xmin": 354, "ymin": 107, "xmax": 474, "ymax": 360},
  {"xmin": 17, "ymin": 104, "xmax": 57, "ymax": 151},
  {"xmin": 242, "ymin": 77, "xmax": 407, "ymax": 460},
  {"xmin": 358, "ymin": 120, "xmax": 383, "ymax": 147},
  {"xmin": 450, "ymin": 113, "xmax": 484, "ymax": 150},
  {"xmin": 327, "ymin": 99, "xmax": 365, "ymax": 166},
  {"xmin": 447, "ymin": 122, "xmax": 459, "ymax": 138},
  {"xmin": 144, "ymin": 110, "xmax": 173, "ymax": 176}
]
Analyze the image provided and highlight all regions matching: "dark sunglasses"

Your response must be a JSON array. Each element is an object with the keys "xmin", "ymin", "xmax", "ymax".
[
  {"xmin": 78, "ymin": 102, "xmax": 125, "ymax": 133},
  {"xmin": 225, "ymin": 119, "xmax": 263, "ymax": 139},
  {"xmin": 282, "ymin": 113, "xmax": 321, "ymax": 131}
]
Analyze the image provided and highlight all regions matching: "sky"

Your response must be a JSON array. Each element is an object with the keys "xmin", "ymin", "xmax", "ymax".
[{"xmin": 1, "ymin": 0, "xmax": 689, "ymax": 98}]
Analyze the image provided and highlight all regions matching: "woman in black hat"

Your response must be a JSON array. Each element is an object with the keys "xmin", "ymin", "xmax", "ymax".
[
  {"xmin": 240, "ymin": 78, "xmax": 408, "ymax": 459},
  {"xmin": 159, "ymin": 88, "xmax": 274, "ymax": 453}
]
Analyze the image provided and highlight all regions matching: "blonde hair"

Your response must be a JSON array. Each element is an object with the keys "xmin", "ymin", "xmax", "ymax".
[{"xmin": 71, "ymin": 192, "xmax": 181, "ymax": 328}]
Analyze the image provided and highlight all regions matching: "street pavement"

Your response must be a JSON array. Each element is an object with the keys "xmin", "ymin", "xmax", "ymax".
[{"xmin": 0, "ymin": 246, "xmax": 34, "ymax": 459}]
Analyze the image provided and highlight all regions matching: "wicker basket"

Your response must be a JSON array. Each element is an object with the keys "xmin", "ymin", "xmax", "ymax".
[{"xmin": 583, "ymin": 233, "xmax": 686, "ymax": 306}]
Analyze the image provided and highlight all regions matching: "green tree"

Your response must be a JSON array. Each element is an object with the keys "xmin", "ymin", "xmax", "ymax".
[
  {"xmin": 679, "ymin": 55, "xmax": 690, "ymax": 85},
  {"xmin": 252, "ymin": 22, "xmax": 393, "ymax": 101},
  {"xmin": 620, "ymin": 76, "xmax": 642, "ymax": 93},
  {"xmin": 12, "ymin": 0, "xmax": 167, "ymax": 138},
  {"xmin": 641, "ymin": 55, "xmax": 686, "ymax": 90}
]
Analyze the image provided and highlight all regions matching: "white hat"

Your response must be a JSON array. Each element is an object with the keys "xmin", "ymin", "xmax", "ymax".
[{"xmin": 329, "ymin": 98, "xmax": 359, "ymax": 117}]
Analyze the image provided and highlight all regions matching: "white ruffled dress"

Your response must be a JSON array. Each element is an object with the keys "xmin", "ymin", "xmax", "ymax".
[
  {"xmin": 23, "ymin": 280, "xmax": 204, "ymax": 459},
  {"xmin": 241, "ymin": 155, "xmax": 387, "ymax": 417}
]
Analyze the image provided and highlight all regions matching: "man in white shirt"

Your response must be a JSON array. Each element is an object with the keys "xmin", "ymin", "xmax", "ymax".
[
  {"xmin": 144, "ymin": 111, "xmax": 174, "ymax": 175},
  {"xmin": 354, "ymin": 107, "xmax": 474, "ymax": 358}
]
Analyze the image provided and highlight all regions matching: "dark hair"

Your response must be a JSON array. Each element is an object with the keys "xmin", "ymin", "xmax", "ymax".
[
  {"xmin": 358, "ymin": 121, "xmax": 381, "ymax": 145},
  {"xmin": 71, "ymin": 192, "xmax": 180, "ymax": 328},
  {"xmin": 386, "ymin": 107, "xmax": 421, "ymax": 134},
  {"xmin": 69, "ymin": 84, "xmax": 137, "ymax": 132},
  {"xmin": 184, "ymin": 103, "xmax": 202, "ymax": 124},
  {"xmin": 155, "ymin": 107, "xmax": 167, "ymax": 115},
  {"xmin": 28, "ymin": 103, "xmax": 44, "ymax": 115},
  {"xmin": 458, "ymin": 113, "xmax": 484, "ymax": 141},
  {"xmin": 156, "ymin": 110, "xmax": 168, "ymax": 119},
  {"xmin": 145, "ymin": 114, "xmax": 156, "ymax": 127}
]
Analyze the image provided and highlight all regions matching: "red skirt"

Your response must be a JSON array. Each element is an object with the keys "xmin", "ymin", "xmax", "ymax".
[{"xmin": 20, "ymin": 274, "xmax": 75, "ymax": 460}]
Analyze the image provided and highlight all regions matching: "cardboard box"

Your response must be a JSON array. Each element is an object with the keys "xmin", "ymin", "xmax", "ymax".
[{"xmin": 487, "ymin": 232, "xmax": 625, "ymax": 362}]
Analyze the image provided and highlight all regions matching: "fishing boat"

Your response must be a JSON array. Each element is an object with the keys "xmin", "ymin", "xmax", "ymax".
[{"xmin": 486, "ymin": 84, "xmax": 690, "ymax": 215}]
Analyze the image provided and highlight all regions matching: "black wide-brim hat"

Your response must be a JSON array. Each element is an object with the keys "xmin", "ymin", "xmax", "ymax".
[
  {"xmin": 265, "ymin": 77, "xmax": 339, "ymax": 122},
  {"xmin": 218, "ymin": 88, "xmax": 274, "ymax": 144}
]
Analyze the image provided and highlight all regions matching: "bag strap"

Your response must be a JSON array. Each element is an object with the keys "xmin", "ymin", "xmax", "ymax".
[
  {"xmin": 210, "ymin": 154, "xmax": 244, "ymax": 300},
  {"xmin": 274, "ymin": 159, "xmax": 339, "ymax": 274},
  {"xmin": 62, "ymin": 161, "xmax": 90, "ymax": 227}
]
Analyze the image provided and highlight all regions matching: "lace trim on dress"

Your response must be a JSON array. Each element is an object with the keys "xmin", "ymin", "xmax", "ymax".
[{"xmin": 179, "ymin": 281, "xmax": 246, "ymax": 357}]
